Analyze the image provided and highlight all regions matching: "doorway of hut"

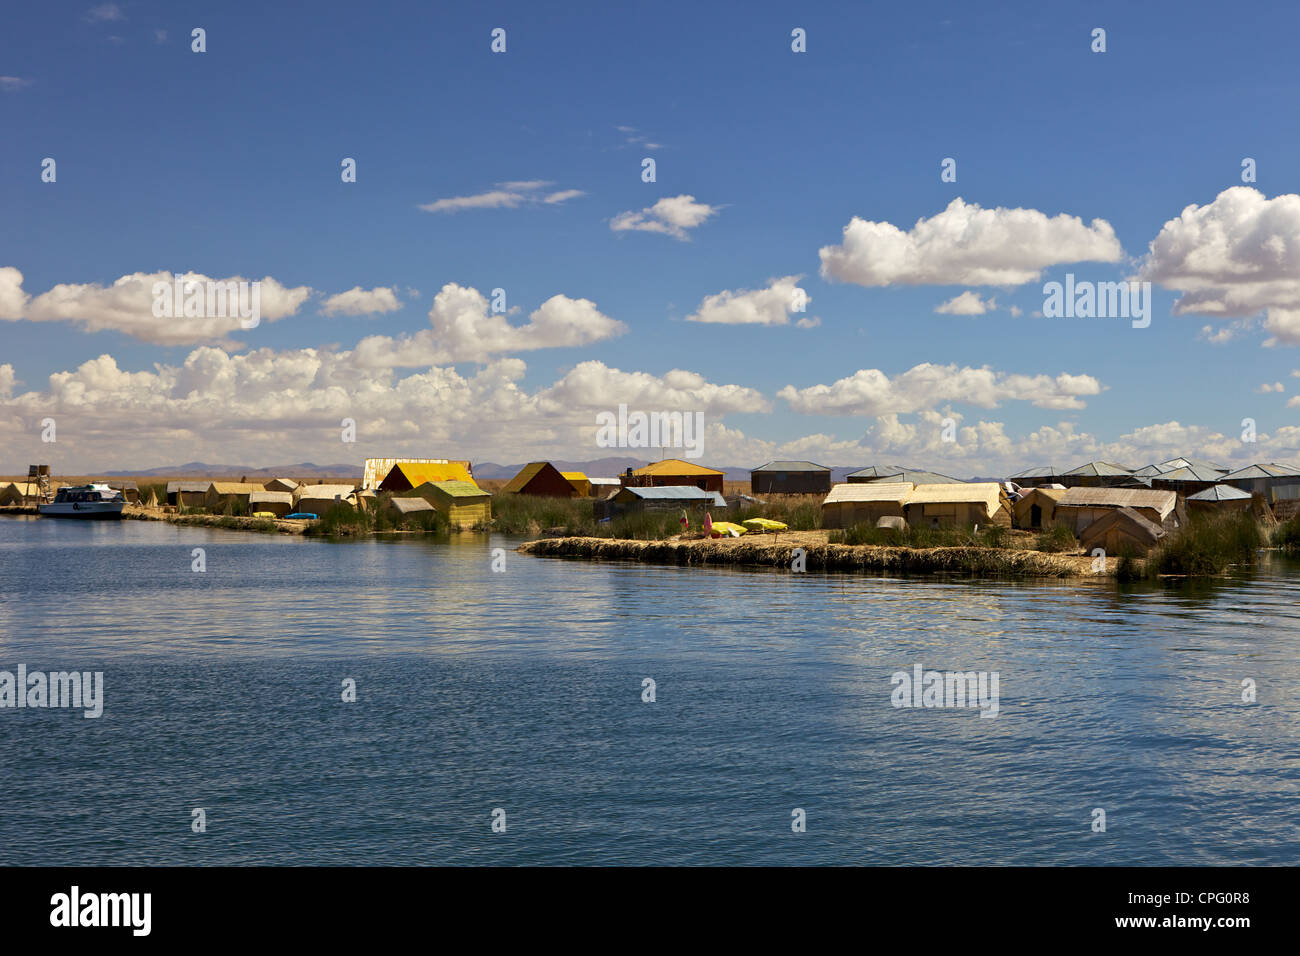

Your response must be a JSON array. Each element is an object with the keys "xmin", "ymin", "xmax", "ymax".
[{"xmin": 1030, "ymin": 504, "xmax": 1042, "ymax": 529}]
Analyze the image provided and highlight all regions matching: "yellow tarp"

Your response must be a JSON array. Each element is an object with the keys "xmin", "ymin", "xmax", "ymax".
[
  {"xmin": 708, "ymin": 521, "xmax": 748, "ymax": 537},
  {"xmin": 742, "ymin": 518, "xmax": 788, "ymax": 531}
]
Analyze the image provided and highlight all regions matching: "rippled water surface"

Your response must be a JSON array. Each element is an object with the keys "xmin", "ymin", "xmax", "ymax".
[{"xmin": 0, "ymin": 517, "xmax": 1296, "ymax": 865}]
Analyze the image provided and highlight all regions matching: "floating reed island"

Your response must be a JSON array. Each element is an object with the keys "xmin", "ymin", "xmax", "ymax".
[{"xmin": 518, "ymin": 530, "xmax": 1105, "ymax": 578}]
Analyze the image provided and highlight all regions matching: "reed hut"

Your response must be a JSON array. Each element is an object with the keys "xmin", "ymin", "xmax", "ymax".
[
  {"xmin": 1012, "ymin": 487, "xmax": 1068, "ymax": 529},
  {"xmin": 1079, "ymin": 507, "xmax": 1166, "ymax": 556},
  {"xmin": 501, "ymin": 462, "xmax": 575, "ymax": 497},
  {"xmin": 413, "ymin": 480, "xmax": 492, "ymax": 529},
  {"xmin": 623, "ymin": 459, "xmax": 725, "ymax": 493},
  {"xmin": 249, "ymin": 490, "xmax": 293, "ymax": 516},
  {"xmin": 0, "ymin": 480, "xmax": 59, "ymax": 505},
  {"xmin": 366, "ymin": 460, "xmax": 478, "ymax": 494},
  {"xmin": 248, "ymin": 491, "xmax": 293, "ymax": 517},
  {"xmin": 387, "ymin": 496, "xmax": 435, "ymax": 518},
  {"xmin": 349, "ymin": 488, "xmax": 378, "ymax": 511},
  {"xmin": 295, "ymin": 483, "xmax": 357, "ymax": 514},
  {"xmin": 904, "ymin": 482, "xmax": 1011, "ymax": 528},
  {"xmin": 264, "ymin": 477, "xmax": 299, "ymax": 493},
  {"xmin": 205, "ymin": 482, "xmax": 263, "ymax": 513},
  {"xmin": 1186, "ymin": 484, "xmax": 1252, "ymax": 515},
  {"xmin": 166, "ymin": 481, "xmax": 210, "ymax": 508},
  {"xmin": 751, "ymin": 460, "xmax": 832, "ymax": 495},
  {"xmin": 1053, "ymin": 487, "xmax": 1180, "ymax": 534},
  {"xmin": 561, "ymin": 472, "xmax": 592, "ymax": 497},
  {"xmin": 378, "ymin": 460, "xmax": 477, "ymax": 493},
  {"xmin": 820, "ymin": 482, "xmax": 913, "ymax": 529},
  {"xmin": 106, "ymin": 480, "xmax": 139, "ymax": 503}
]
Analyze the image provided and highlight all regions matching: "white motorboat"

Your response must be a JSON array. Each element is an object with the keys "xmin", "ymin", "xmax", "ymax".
[{"xmin": 37, "ymin": 483, "xmax": 126, "ymax": 519}]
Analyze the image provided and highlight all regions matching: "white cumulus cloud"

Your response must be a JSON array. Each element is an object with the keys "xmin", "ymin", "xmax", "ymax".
[
  {"xmin": 320, "ymin": 286, "xmax": 402, "ymax": 316},
  {"xmin": 351, "ymin": 283, "xmax": 625, "ymax": 367},
  {"xmin": 685, "ymin": 276, "xmax": 813, "ymax": 326},
  {"xmin": 819, "ymin": 198, "xmax": 1122, "ymax": 287},
  {"xmin": 1140, "ymin": 187, "xmax": 1300, "ymax": 345},
  {"xmin": 935, "ymin": 290, "xmax": 996, "ymax": 315},
  {"xmin": 7, "ymin": 270, "xmax": 311, "ymax": 345},
  {"xmin": 610, "ymin": 194, "xmax": 720, "ymax": 241},
  {"xmin": 778, "ymin": 364, "xmax": 1104, "ymax": 415}
]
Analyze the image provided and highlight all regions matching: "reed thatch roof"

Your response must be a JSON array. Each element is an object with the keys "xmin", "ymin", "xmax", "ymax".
[
  {"xmin": 823, "ymin": 482, "xmax": 914, "ymax": 504},
  {"xmin": 905, "ymin": 482, "xmax": 1005, "ymax": 511},
  {"xmin": 1079, "ymin": 507, "xmax": 1165, "ymax": 550},
  {"xmin": 1056, "ymin": 486, "xmax": 1176, "ymax": 518}
]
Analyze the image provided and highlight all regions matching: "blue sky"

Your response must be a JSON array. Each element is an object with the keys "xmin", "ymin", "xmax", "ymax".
[{"xmin": 3, "ymin": 0, "xmax": 1300, "ymax": 473}]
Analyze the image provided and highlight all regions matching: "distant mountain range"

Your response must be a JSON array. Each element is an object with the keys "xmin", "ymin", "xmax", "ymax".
[
  {"xmin": 96, "ymin": 458, "xmax": 988, "ymax": 482},
  {"xmin": 103, "ymin": 461, "xmax": 365, "ymax": 479}
]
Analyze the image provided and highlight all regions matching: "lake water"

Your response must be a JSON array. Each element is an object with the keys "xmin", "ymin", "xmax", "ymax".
[{"xmin": 0, "ymin": 516, "xmax": 1296, "ymax": 865}]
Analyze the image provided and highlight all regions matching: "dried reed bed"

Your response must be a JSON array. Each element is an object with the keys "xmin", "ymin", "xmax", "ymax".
[{"xmin": 519, "ymin": 531, "xmax": 1100, "ymax": 577}]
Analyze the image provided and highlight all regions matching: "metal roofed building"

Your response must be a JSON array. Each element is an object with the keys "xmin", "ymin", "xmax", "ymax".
[
  {"xmin": 846, "ymin": 466, "xmax": 964, "ymax": 485},
  {"xmin": 623, "ymin": 459, "xmax": 725, "ymax": 493},
  {"xmin": 1220, "ymin": 462, "xmax": 1300, "ymax": 497},
  {"xmin": 1006, "ymin": 465, "xmax": 1069, "ymax": 488},
  {"xmin": 1186, "ymin": 484, "xmax": 1253, "ymax": 515},
  {"xmin": 602, "ymin": 484, "xmax": 726, "ymax": 518},
  {"xmin": 750, "ymin": 460, "xmax": 832, "ymax": 495},
  {"xmin": 1058, "ymin": 461, "xmax": 1135, "ymax": 488}
]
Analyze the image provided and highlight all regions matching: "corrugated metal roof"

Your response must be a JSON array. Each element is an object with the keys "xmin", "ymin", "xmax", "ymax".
[
  {"xmin": 847, "ymin": 464, "xmax": 907, "ymax": 478},
  {"xmin": 1153, "ymin": 465, "xmax": 1225, "ymax": 482},
  {"xmin": 1056, "ymin": 486, "xmax": 1177, "ymax": 518},
  {"xmin": 823, "ymin": 482, "xmax": 914, "ymax": 504},
  {"xmin": 1006, "ymin": 465, "xmax": 1067, "ymax": 479},
  {"xmin": 1154, "ymin": 457, "xmax": 1226, "ymax": 474},
  {"xmin": 752, "ymin": 460, "xmax": 831, "ymax": 472},
  {"xmin": 1187, "ymin": 484, "xmax": 1252, "ymax": 501},
  {"xmin": 620, "ymin": 486, "xmax": 725, "ymax": 504},
  {"xmin": 1063, "ymin": 461, "xmax": 1133, "ymax": 476},
  {"xmin": 848, "ymin": 467, "xmax": 962, "ymax": 484},
  {"xmin": 632, "ymin": 459, "xmax": 723, "ymax": 477},
  {"xmin": 1221, "ymin": 462, "xmax": 1300, "ymax": 480}
]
